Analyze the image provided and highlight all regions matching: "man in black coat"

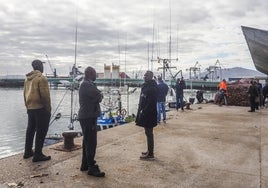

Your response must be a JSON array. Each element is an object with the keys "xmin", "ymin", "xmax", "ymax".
[
  {"xmin": 247, "ymin": 80, "xmax": 259, "ymax": 112},
  {"xmin": 135, "ymin": 71, "xmax": 158, "ymax": 160},
  {"xmin": 78, "ymin": 66, "xmax": 105, "ymax": 177},
  {"xmin": 175, "ymin": 77, "xmax": 186, "ymax": 111}
]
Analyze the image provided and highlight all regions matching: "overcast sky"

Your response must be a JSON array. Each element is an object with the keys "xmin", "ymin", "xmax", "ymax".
[{"xmin": 0, "ymin": 0, "xmax": 267, "ymax": 77}]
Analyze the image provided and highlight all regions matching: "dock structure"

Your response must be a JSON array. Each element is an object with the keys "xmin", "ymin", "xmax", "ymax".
[
  {"xmin": 1, "ymin": 104, "xmax": 268, "ymax": 187},
  {"xmin": 0, "ymin": 77, "xmax": 219, "ymax": 90}
]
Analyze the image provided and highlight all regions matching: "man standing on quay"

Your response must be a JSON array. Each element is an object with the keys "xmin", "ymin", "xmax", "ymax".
[
  {"xmin": 156, "ymin": 76, "xmax": 169, "ymax": 124},
  {"xmin": 78, "ymin": 66, "xmax": 105, "ymax": 177},
  {"xmin": 23, "ymin": 59, "xmax": 51, "ymax": 162},
  {"xmin": 175, "ymin": 77, "xmax": 186, "ymax": 111},
  {"xmin": 135, "ymin": 71, "xmax": 158, "ymax": 160}
]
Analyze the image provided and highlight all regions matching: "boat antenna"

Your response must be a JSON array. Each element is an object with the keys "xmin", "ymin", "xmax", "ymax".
[
  {"xmin": 169, "ymin": 0, "xmax": 172, "ymax": 66},
  {"xmin": 124, "ymin": 35, "xmax": 127, "ymax": 86},
  {"xmin": 147, "ymin": 41, "xmax": 150, "ymax": 70},
  {"xmin": 151, "ymin": 9, "xmax": 155, "ymax": 71},
  {"xmin": 118, "ymin": 33, "xmax": 121, "ymax": 88}
]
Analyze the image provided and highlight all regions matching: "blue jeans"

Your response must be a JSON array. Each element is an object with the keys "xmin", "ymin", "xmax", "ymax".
[
  {"xmin": 176, "ymin": 94, "xmax": 184, "ymax": 110},
  {"xmin": 157, "ymin": 102, "xmax": 166, "ymax": 123}
]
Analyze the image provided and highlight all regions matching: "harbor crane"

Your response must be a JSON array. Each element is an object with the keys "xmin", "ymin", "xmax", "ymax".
[
  {"xmin": 204, "ymin": 59, "xmax": 222, "ymax": 81},
  {"xmin": 186, "ymin": 61, "xmax": 201, "ymax": 80},
  {"xmin": 45, "ymin": 55, "xmax": 57, "ymax": 77}
]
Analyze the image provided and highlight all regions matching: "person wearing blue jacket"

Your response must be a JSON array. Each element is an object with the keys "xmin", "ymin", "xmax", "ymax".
[{"xmin": 156, "ymin": 76, "xmax": 169, "ymax": 124}]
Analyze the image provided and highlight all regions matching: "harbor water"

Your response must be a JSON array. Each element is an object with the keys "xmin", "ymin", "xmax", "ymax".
[{"xmin": 0, "ymin": 87, "xmax": 215, "ymax": 159}]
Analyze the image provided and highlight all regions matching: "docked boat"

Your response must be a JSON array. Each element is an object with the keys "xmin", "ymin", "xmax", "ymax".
[{"xmin": 242, "ymin": 26, "xmax": 268, "ymax": 75}]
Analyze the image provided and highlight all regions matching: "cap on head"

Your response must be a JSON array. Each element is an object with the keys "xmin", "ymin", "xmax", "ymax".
[{"xmin": 32, "ymin": 59, "xmax": 44, "ymax": 72}]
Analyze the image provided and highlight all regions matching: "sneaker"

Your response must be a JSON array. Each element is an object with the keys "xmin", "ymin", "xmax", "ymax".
[
  {"xmin": 23, "ymin": 150, "xmax": 34, "ymax": 159},
  {"xmin": 163, "ymin": 120, "xmax": 166, "ymax": 124},
  {"xmin": 88, "ymin": 165, "xmax": 105, "ymax": 177},
  {"xmin": 141, "ymin": 151, "xmax": 148, "ymax": 155},
  {"xmin": 32, "ymin": 154, "xmax": 51, "ymax": 162},
  {"xmin": 140, "ymin": 153, "xmax": 155, "ymax": 161}
]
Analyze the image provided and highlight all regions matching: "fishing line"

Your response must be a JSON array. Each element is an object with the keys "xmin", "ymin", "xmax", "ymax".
[{"xmin": 49, "ymin": 89, "xmax": 69, "ymax": 126}]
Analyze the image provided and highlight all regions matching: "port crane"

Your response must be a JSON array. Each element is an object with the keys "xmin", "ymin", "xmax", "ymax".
[{"xmin": 45, "ymin": 55, "xmax": 57, "ymax": 77}]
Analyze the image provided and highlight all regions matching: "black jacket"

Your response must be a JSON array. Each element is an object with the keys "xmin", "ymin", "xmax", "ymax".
[
  {"xmin": 175, "ymin": 80, "xmax": 186, "ymax": 95},
  {"xmin": 135, "ymin": 80, "xmax": 158, "ymax": 128},
  {"xmin": 78, "ymin": 79, "xmax": 103, "ymax": 119}
]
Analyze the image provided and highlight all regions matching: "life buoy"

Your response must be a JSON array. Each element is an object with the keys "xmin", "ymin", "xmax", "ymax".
[{"xmin": 117, "ymin": 109, "xmax": 127, "ymax": 116}]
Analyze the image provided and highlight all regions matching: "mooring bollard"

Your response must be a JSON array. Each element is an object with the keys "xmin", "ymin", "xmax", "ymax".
[{"xmin": 62, "ymin": 130, "xmax": 78, "ymax": 150}]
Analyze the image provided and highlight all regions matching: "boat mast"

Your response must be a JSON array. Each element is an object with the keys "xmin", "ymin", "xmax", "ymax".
[
  {"xmin": 152, "ymin": 0, "xmax": 177, "ymax": 81},
  {"xmin": 69, "ymin": 16, "xmax": 78, "ymax": 130}
]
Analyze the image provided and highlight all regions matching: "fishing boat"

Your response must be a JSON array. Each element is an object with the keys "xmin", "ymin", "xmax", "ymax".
[
  {"xmin": 97, "ymin": 87, "xmax": 136, "ymax": 130},
  {"xmin": 242, "ymin": 26, "xmax": 268, "ymax": 75}
]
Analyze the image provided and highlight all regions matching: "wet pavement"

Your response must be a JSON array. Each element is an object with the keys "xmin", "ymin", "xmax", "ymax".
[{"xmin": 0, "ymin": 103, "xmax": 268, "ymax": 188}]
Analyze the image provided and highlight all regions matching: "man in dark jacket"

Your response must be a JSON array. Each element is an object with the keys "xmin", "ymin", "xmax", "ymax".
[
  {"xmin": 78, "ymin": 66, "xmax": 105, "ymax": 177},
  {"xmin": 175, "ymin": 77, "xmax": 186, "ymax": 111},
  {"xmin": 135, "ymin": 71, "xmax": 158, "ymax": 160},
  {"xmin": 247, "ymin": 80, "xmax": 259, "ymax": 112},
  {"xmin": 157, "ymin": 76, "xmax": 169, "ymax": 124},
  {"xmin": 23, "ymin": 59, "xmax": 51, "ymax": 162}
]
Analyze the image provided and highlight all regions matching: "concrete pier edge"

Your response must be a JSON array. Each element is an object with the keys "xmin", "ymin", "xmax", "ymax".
[{"xmin": 1, "ymin": 103, "xmax": 268, "ymax": 188}]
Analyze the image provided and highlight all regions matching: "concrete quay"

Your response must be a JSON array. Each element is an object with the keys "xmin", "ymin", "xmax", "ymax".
[{"xmin": 1, "ymin": 104, "xmax": 268, "ymax": 188}]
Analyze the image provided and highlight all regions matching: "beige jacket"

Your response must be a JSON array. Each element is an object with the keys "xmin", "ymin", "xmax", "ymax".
[{"xmin": 24, "ymin": 70, "xmax": 51, "ymax": 112}]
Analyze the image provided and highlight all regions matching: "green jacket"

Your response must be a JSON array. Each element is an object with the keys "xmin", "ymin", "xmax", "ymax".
[{"xmin": 24, "ymin": 70, "xmax": 51, "ymax": 113}]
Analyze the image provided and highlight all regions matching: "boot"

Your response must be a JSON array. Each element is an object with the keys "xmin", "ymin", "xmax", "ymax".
[
  {"xmin": 88, "ymin": 164, "xmax": 105, "ymax": 177},
  {"xmin": 23, "ymin": 150, "xmax": 34, "ymax": 159}
]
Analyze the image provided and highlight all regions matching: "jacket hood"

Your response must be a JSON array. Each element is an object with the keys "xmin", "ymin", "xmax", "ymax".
[{"xmin": 26, "ymin": 70, "xmax": 42, "ymax": 81}]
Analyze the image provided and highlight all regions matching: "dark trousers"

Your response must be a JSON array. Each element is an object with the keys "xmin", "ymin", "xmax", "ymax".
[
  {"xmin": 145, "ymin": 127, "xmax": 154, "ymax": 155},
  {"xmin": 176, "ymin": 94, "xmax": 184, "ymax": 110},
  {"xmin": 25, "ymin": 108, "xmax": 50, "ymax": 155},
  {"xmin": 79, "ymin": 118, "xmax": 97, "ymax": 167},
  {"xmin": 249, "ymin": 96, "xmax": 256, "ymax": 111}
]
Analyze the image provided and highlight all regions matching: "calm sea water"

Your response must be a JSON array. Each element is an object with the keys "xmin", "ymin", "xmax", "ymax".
[
  {"xmin": 0, "ymin": 87, "xmax": 215, "ymax": 159},
  {"xmin": 0, "ymin": 87, "xmax": 141, "ymax": 159}
]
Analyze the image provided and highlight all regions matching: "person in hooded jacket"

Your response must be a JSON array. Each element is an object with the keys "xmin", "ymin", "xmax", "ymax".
[
  {"xmin": 135, "ymin": 71, "xmax": 158, "ymax": 160},
  {"xmin": 23, "ymin": 59, "xmax": 51, "ymax": 162}
]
